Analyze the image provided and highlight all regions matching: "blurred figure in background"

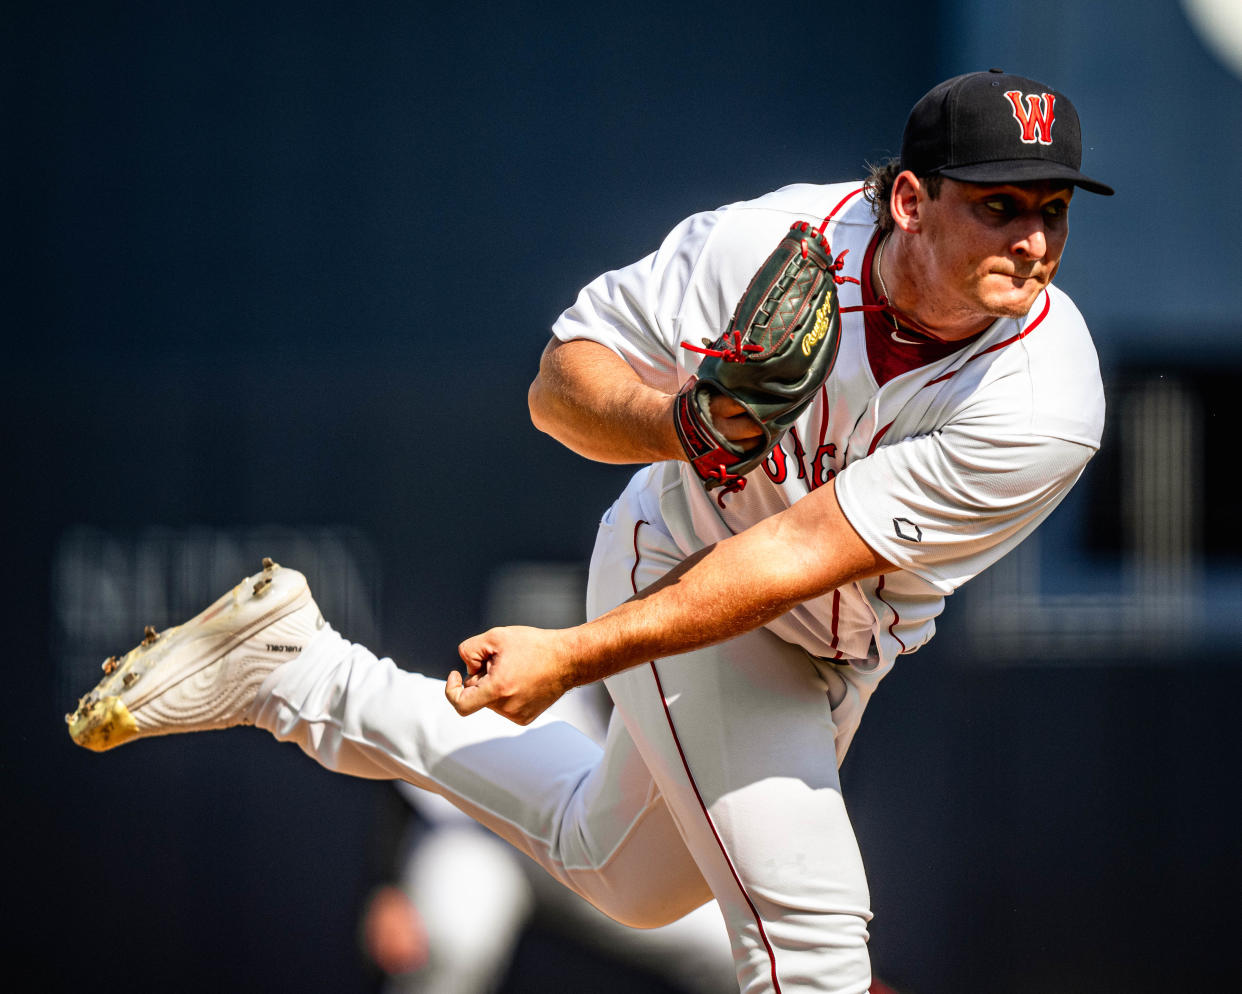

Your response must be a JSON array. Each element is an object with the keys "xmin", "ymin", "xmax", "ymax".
[{"xmin": 360, "ymin": 682, "xmax": 738, "ymax": 994}]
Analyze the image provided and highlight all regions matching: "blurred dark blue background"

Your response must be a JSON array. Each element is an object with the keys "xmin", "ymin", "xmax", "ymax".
[{"xmin": 6, "ymin": 1, "xmax": 1241, "ymax": 991}]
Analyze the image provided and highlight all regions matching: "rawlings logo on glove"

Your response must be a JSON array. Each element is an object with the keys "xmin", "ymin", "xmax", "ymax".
[
  {"xmin": 802, "ymin": 297, "xmax": 836, "ymax": 356},
  {"xmin": 674, "ymin": 220, "xmax": 852, "ymax": 506}
]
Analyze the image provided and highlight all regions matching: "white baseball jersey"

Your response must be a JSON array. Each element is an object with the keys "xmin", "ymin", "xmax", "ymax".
[
  {"xmin": 255, "ymin": 181, "xmax": 1107, "ymax": 993},
  {"xmin": 552, "ymin": 181, "xmax": 1104, "ymax": 684}
]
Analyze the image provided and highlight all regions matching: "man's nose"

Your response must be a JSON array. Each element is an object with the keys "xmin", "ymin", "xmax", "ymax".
[{"xmin": 1013, "ymin": 223, "xmax": 1047, "ymax": 260}]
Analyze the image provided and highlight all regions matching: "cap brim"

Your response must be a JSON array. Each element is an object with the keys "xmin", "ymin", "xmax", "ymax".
[{"xmin": 938, "ymin": 158, "xmax": 1114, "ymax": 196}]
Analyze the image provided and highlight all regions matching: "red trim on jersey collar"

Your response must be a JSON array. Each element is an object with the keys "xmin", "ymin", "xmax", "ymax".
[
  {"xmin": 860, "ymin": 231, "xmax": 982, "ymax": 387},
  {"xmin": 923, "ymin": 290, "xmax": 1052, "ymax": 386}
]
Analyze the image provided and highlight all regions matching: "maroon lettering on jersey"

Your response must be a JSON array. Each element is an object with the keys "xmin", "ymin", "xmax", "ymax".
[
  {"xmin": 810, "ymin": 444, "xmax": 837, "ymax": 490},
  {"xmin": 1004, "ymin": 90, "xmax": 1056, "ymax": 145},
  {"xmin": 787, "ymin": 426, "xmax": 808, "ymax": 480}
]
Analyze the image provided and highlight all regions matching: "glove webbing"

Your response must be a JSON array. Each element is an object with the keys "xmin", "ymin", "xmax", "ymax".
[{"xmin": 677, "ymin": 218, "xmax": 860, "ymax": 505}]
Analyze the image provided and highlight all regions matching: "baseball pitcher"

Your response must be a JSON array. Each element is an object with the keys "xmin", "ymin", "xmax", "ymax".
[{"xmin": 68, "ymin": 70, "xmax": 1112, "ymax": 994}]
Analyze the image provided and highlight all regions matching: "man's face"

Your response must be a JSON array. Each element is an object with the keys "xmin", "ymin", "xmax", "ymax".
[{"xmin": 914, "ymin": 178, "xmax": 1073, "ymax": 327}]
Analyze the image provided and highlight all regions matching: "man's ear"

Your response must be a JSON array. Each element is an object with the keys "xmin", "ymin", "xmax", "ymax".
[{"xmin": 890, "ymin": 170, "xmax": 923, "ymax": 234}]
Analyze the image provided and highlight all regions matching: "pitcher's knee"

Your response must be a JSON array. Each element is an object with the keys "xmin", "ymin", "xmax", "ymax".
[
  {"xmin": 606, "ymin": 890, "xmax": 711, "ymax": 930},
  {"xmin": 563, "ymin": 869, "xmax": 713, "ymax": 930}
]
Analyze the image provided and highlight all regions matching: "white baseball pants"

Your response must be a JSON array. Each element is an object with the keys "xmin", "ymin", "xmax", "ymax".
[{"xmin": 254, "ymin": 482, "xmax": 874, "ymax": 994}]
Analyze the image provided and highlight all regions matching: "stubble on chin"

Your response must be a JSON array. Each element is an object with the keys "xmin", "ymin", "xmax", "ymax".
[{"xmin": 978, "ymin": 271, "xmax": 1051, "ymax": 319}]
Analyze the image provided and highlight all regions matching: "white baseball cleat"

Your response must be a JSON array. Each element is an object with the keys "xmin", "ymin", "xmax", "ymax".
[{"xmin": 66, "ymin": 558, "xmax": 324, "ymax": 753}]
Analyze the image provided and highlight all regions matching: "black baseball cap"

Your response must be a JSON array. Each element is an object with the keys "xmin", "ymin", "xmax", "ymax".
[{"xmin": 900, "ymin": 69, "xmax": 1113, "ymax": 196}]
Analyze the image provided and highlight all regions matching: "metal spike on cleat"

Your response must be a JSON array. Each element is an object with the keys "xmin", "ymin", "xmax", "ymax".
[{"xmin": 253, "ymin": 557, "xmax": 277, "ymax": 595}]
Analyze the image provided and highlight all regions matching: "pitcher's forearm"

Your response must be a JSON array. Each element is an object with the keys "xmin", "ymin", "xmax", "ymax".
[{"xmin": 558, "ymin": 480, "xmax": 895, "ymax": 685}]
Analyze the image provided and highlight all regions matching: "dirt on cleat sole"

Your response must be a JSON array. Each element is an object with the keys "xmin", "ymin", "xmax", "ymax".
[
  {"xmin": 68, "ymin": 695, "xmax": 140, "ymax": 752},
  {"xmin": 65, "ymin": 557, "xmax": 313, "ymax": 753}
]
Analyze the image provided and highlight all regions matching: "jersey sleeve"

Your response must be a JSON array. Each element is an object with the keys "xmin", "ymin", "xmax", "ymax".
[
  {"xmin": 834, "ymin": 423, "xmax": 1097, "ymax": 594},
  {"xmin": 550, "ymin": 211, "xmax": 725, "ymax": 394}
]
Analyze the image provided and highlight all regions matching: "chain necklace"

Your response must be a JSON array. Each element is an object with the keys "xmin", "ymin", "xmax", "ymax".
[{"xmin": 874, "ymin": 232, "xmax": 901, "ymax": 332}]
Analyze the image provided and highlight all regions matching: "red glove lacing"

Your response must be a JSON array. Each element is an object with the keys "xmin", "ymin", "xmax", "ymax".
[{"xmin": 676, "ymin": 219, "xmax": 860, "ymax": 503}]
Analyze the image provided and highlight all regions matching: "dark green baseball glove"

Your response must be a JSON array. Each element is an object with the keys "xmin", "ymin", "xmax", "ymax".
[{"xmin": 674, "ymin": 220, "xmax": 846, "ymax": 505}]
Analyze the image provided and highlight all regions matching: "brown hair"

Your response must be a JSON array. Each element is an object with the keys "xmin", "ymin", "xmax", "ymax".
[{"xmin": 863, "ymin": 158, "xmax": 943, "ymax": 234}]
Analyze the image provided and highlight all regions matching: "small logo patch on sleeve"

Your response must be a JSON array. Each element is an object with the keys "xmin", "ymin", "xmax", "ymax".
[{"xmin": 893, "ymin": 517, "xmax": 923, "ymax": 542}]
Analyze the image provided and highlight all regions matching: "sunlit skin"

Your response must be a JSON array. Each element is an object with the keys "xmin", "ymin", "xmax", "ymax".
[
  {"xmin": 705, "ymin": 174, "xmax": 1076, "ymax": 441},
  {"xmin": 452, "ymin": 172, "xmax": 1077, "ymax": 722},
  {"xmin": 878, "ymin": 172, "xmax": 1074, "ymax": 342}
]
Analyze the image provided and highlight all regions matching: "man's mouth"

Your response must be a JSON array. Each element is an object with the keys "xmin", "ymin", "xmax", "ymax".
[{"xmin": 995, "ymin": 270, "xmax": 1043, "ymax": 283}]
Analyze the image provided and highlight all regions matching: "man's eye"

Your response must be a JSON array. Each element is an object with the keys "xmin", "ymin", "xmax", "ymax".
[
  {"xmin": 1044, "ymin": 202, "xmax": 1067, "ymax": 217},
  {"xmin": 984, "ymin": 198, "xmax": 1011, "ymax": 214}
]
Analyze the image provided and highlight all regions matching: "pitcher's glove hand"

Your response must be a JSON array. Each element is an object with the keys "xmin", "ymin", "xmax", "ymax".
[{"xmin": 674, "ymin": 221, "xmax": 847, "ymax": 506}]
